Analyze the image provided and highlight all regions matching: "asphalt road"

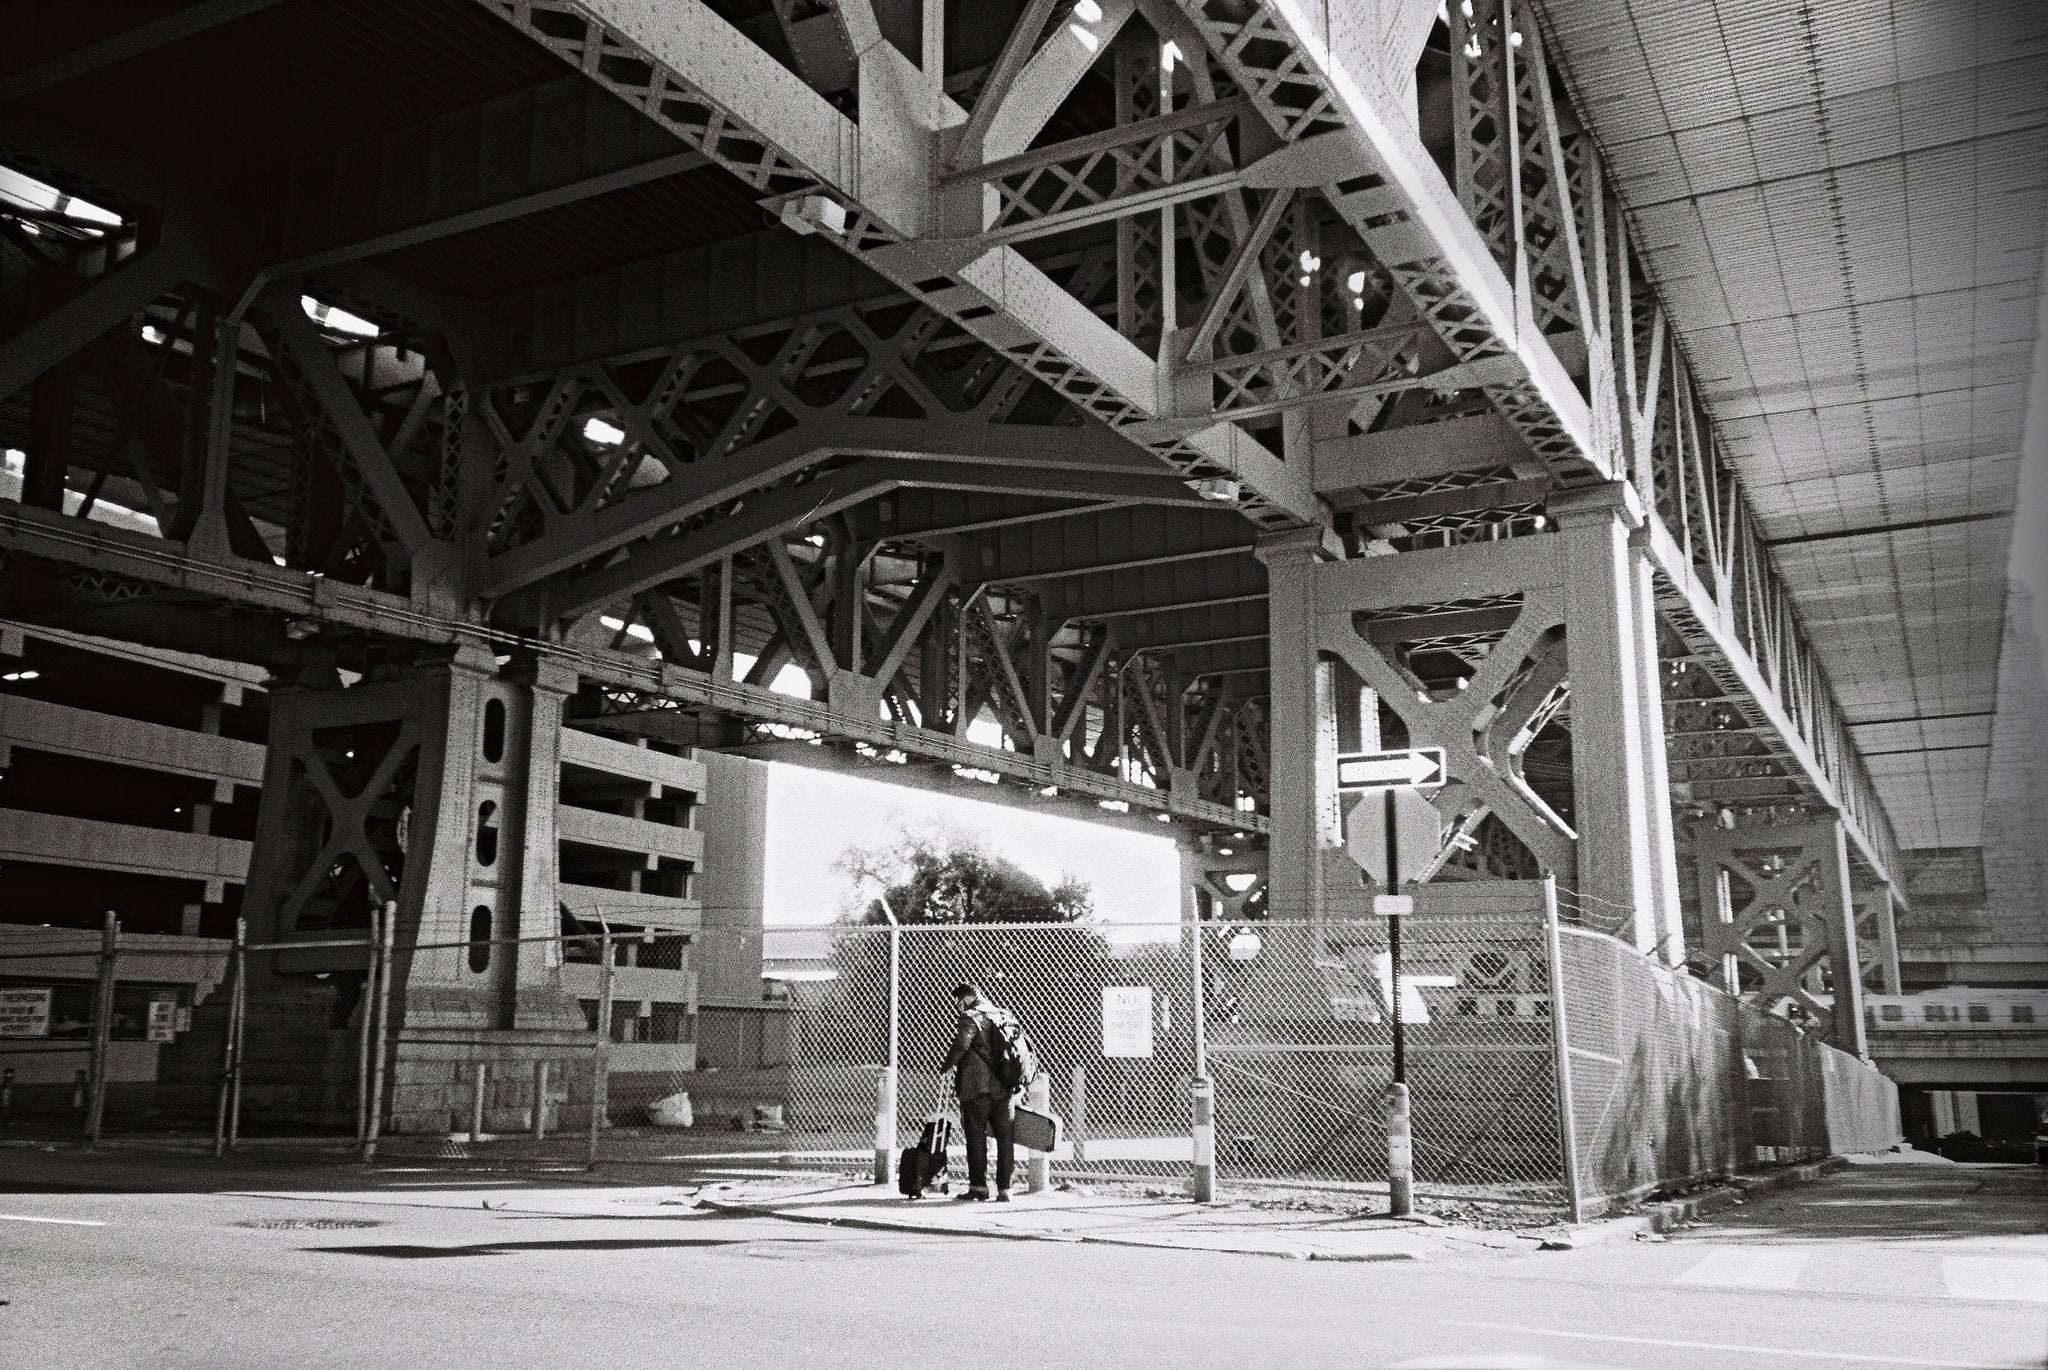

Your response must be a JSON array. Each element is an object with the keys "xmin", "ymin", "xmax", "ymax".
[{"xmin": 1, "ymin": 1151, "xmax": 2042, "ymax": 1369}]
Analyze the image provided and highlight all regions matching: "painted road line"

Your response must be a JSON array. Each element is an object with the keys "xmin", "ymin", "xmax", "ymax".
[
  {"xmin": 1444, "ymin": 1320, "xmax": 2022, "ymax": 1368},
  {"xmin": 1942, "ymin": 1256, "xmax": 2048, "ymax": 1303},
  {"xmin": 0, "ymin": 1213, "xmax": 105, "ymax": 1226},
  {"xmin": 1673, "ymin": 1247, "xmax": 1812, "ymax": 1290}
]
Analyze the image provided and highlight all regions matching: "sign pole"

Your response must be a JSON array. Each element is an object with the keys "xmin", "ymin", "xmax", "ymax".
[
  {"xmin": 1384, "ymin": 788, "xmax": 1405, "ymax": 1088},
  {"xmin": 1382, "ymin": 788, "xmax": 1414, "ymax": 1218},
  {"xmin": 874, "ymin": 894, "xmax": 900, "ymax": 1186},
  {"xmin": 1337, "ymin": 757, "xmax": 1442, "ymax": 1220},
  {"xmin": 1189, "ymin": 894, "xmax": 1214, "ymax": 1204}
]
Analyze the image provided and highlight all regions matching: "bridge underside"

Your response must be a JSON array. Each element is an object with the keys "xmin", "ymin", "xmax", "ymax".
[{"xmin": 6, "ymin": 0, "xmax": 2018, "ymax": 1058}]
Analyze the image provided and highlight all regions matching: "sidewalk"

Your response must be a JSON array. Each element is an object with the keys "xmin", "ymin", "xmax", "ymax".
[{"xmin": 689, "ymin": 1175, "xmax": 1546, "ymax": 1262}]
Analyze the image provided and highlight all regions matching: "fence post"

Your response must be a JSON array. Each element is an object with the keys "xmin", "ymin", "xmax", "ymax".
[
  {"xmin": 1070, "ymin": 1063, "xmax": 1086, "ymax": 1167},
  {"xmin": 1188, "ymin": 902, "xmax": 1215, "ymax": 1203},
  {"xmin": 873, "ymin": 1067, "xmax": 897, "ymax": 1185},
  {"xmin": 587, "ymin": 926, "xmax": 613, "ymax": 1170},
  {"xmin": 226, "ymin": 917, "xmax": 248, "ymax": 1152},
  {"xmin": 1190, "ymin": 1077, "xmax": 1216, "ymax": 1203},
  {"xmin": 83, "ymin": 911, "xmax": 118, "ymax": 1148},
  {"xmin": 471, "ymin": 1061, "xmax": 488, "ymax": 1140},
  {"xmin": 1382, "ymin": 1083, "xmax": 1414, "ymax": 1217},
  {"xmin": 875, "ymin": 903, "xmax": 901, "ymax": 1184},
  {"xmin": 1025, "ymin": 1073, "xmax": 1051, "ymax": 1193},
  {"xmin": 356, "ymin": 903, "xmax": 379, "ymax": 1145},
  {"xmin": 213, "ymin": 916, "xmax": 244, "ymax": 1157},
  {"xmin": 1543, "ymin": 874, "xmax": 1586, "ymax": 1224},
  {"xmin": 361, "ymin": 901, "xmax": 397, "ymax": 1166},
  {"xmin": 532, "ymin": 1060, "xmax": 549, "ymax": 1141}
]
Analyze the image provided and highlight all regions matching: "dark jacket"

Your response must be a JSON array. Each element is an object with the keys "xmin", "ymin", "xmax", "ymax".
[{"xmin": 938, "ymin": 1007, "xmax": 1003, "ymax": 1101}]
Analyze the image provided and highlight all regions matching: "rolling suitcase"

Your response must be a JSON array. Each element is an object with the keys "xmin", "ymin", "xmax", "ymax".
[{"xmin": 897, "ymin": 1114, "xmax": 954, "ymax": 1199}]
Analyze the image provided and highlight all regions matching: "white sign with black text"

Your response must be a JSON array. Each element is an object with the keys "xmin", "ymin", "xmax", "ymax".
[
  {"xmin": 1101, "ymin": 985, "xmax": 1154, "ymax": 1058},
  {"xmin": 0, "ymin": 987, "xmax": 53, "ymax": 1038}
]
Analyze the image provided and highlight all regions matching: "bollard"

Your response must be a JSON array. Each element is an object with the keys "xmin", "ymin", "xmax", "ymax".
[
  {"xmin": 873, "ymin": 1066, "xmax": 897, "ymax": 1186},
  {"xmin": 1, "ymin": 1066, "xmax": 12, "ymax": 1126},
  {"xmin": 531, "ymin": 1060, "xmax": 550, "ymax": 1141},
  {"xmin": 1384, "ymin": 1081, "xmax": 1414, "ymax": 1217},
  {"xmin": 471, "ymin": 1062, "xmax": 488, "ymax": 1141},
  {"xmin": 1025, "ymin": 1073, "xmax": 1052, "ymax": 1194},
  {"xmin": 72, "ymin": 1069, "xmax": 87, "ymax": 1111},
  {"xmin": 1190, "ymin": 1077, "xmax": 1217, "ymax": 1203},
  {"xmin": 1070, "ymin": 1063, "xmax": 1087, "ymax": 1167}
]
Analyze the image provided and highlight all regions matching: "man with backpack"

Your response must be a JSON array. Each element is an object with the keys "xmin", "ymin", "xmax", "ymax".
[{"xmin": 937, "ymin": 982, "xmax": 1034, "ymax": 1201}]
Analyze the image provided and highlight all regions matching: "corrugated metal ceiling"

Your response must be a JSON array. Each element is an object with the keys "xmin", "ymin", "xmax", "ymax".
[{"xmin": 1543, "ymin": 0, "xmax": 2048, "ymax": 850}]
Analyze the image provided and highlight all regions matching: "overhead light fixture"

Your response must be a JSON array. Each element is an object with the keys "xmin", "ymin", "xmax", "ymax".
[
  {"xmin": 1190, "ymin": 476, "xmax": 1240, "ymax": 503},
  {"xmin": 282, "ymin": 617, "xmax": 320, "ymax": 641},
  {"xmin": 301, "ymin": 294, "xmax": 378, "ymax": 338},
  {"xmin": 582, "ymin": 416, "xmax": 626, "ymax": 446},
  {"xmin": 1, "ymin": 669, "xmax": 38, "ymax": 682}
]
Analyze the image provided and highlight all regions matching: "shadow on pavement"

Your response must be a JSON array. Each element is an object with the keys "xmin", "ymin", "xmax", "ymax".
[
  {"xmin": 1684, "ymin": 1163, "xmax": 2047, "ymax": 1245},
  {"xmin": 309, "ymin": 1236, "xmax": 755, "ymax": 1260}
]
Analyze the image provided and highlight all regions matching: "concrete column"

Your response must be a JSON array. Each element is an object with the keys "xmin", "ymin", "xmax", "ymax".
[
  {"xmin": 1254, "ymin": 527, "xmax": 1345, "ymax": 924},
  {"xmin": 504, "ymin": 658, "xmax": 575, "ymax": 1019},
  {"xmin": 1814, "ymin": 816, "xmax": 1869, "ymax": 1057},
  {"xmin": 1551, "ymin": 483, "xmax": 1673, "ymax": 956},
  {"xmin": 1630, "ymin": 543, "xmax": 1685, "ymax": 962},
  {"xmin": 1867, "ymin": 883, "xmax": 1903, "ymax": 997}
]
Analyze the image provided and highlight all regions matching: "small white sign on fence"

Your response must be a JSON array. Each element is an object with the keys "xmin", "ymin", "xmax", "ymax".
[
  {"xmin": 146, "ymin": 998, "xmax": 179, "ymax": 1044},
  {"xmin": 1102, "ymin": 986, "xmax": 1153, "ymax": 1058},
  {"xmin": 0, "ymin": 987, "xmax": 53, "ymax": 1038}
]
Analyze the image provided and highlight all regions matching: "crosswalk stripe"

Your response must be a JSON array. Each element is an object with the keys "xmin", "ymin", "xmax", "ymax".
[
  {"xmin": 1674, "ymin": 1247, "xmax": 1812, "ymax": 1290},
  {"xmin": 1942, "ymin": 1256, "xmax": 2048, "ymax": 1303}
]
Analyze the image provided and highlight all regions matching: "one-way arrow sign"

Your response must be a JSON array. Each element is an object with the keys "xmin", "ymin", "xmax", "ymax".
[{"xmin": 1336, "ymin": 747, "xmax": 1447, "ymax": 791}]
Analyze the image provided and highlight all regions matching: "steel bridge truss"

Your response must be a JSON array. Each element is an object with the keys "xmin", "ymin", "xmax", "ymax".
[{"xmin": 0, "ymin": 0, "xmax": 1907, "ymax": 972}]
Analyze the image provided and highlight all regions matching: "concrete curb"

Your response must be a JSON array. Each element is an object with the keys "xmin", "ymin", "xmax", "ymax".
[
  {"xmin": 694, "ymin": 1192, "xmax": 1427, "ymax": 1262},
  {"xmin": 1537, "ymin": 1156, "xmax": 1850, "ymax": 1250}
]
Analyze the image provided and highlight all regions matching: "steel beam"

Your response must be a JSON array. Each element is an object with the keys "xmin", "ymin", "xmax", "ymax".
[
  {"xmin": 958, "ymin": 504, "xmax": 1255, "ymax": 583},
  {"xmin": 1029, "ymin": 555, "xmax": 1266, "ymax": 621},
  {"xmin": 266, "ymin": 75, "xmax": 708, "ymax": 277},
  {"xmin": 548, "ymin": 457, "xmax": 1209, "ymax": 620},
  {"xmin": 473, "ymin": 0, "xmax": 1319, "ymax": 526},
  {"xmin": 0, "ymin": 499, "xmax": 1260, "ymax": 833},
  {"xmin": 0, "ymin": 0, "xmax": 288, "ymax": 104}
]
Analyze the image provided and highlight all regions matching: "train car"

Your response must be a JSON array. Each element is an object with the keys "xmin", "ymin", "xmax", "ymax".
[{"xmin": 1863, "ymin": 988, "xmax": 2048, "ymax": 1032}]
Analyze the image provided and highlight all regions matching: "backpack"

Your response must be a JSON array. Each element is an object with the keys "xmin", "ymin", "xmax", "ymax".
[{"xmin": 972, "ymin": 1004, "xmax": 1040, "ymax": 1094}]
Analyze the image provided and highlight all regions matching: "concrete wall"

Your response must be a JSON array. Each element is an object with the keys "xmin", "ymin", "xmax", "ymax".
[{"xmin": 694, "ymin": 750, "xmax": 768, "ymax": 1008}]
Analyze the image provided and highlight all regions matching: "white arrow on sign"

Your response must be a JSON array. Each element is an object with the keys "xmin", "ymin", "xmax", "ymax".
[{"xmin": 1335, "ymin": 747, "xmax": 1446, "ymax": 790}]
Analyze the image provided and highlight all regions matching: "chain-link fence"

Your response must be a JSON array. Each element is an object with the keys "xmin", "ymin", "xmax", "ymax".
[
  {"xmin": 1206, "ymin": 908, "xmax": 1564, "ymax": 1207},
  {"xmin": 782, "ymin": 921, "xmax": 1198, "ymax": 1180},
  {"xmin": 778, "ymin": 881, "xmax": 1904, "ymax": 1219},
  {"xmin": 4, "ymin": 884, "xmax": 1903, "ymax": 1206},
  {"xmin": 1, "ymin": 922, "xmax": 235, "ymax": 1144},
  {"xmin": 1, "ymin": 917, "xmax": 637, "ymax": 1171},
  {"xmin": 1551, "ymin": 888, "xmax": 1903, "ymax": 1218}
]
